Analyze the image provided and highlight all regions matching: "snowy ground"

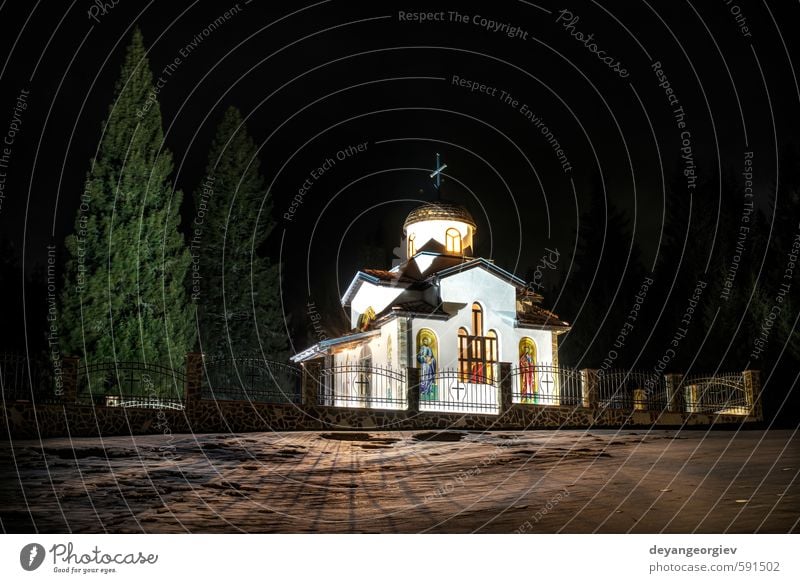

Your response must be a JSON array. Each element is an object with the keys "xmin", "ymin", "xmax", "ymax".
[{"xmin": 0, "ymin": 429, "xmax": 797, "ymax": 533}]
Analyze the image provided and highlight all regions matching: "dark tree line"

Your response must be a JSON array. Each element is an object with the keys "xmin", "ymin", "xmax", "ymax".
[
  {"xmin": 0, "ymin": 30, "xmax": 289, "ymax": 366},
  {"xmin": 550, "ymin": 150, "xmax": 800, "ymax": 424}
]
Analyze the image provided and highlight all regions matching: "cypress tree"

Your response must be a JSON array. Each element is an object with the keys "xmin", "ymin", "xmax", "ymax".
[
  {"xmin": 193, "ymin": 106, "xmax": 287, "ymax": 360},
  {"xmin": 60, "ymin": 29, "xmax": 193, "ymax": 366}
]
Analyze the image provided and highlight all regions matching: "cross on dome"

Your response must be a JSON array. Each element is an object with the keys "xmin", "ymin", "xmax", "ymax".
[{"xmin": 429, "ymin": 152, "xmax": 447, "ymax": 196}]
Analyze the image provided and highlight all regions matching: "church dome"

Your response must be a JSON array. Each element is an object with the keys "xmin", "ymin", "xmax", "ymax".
[
  {"xmin": 403, "ymin": 202, "xmax": 477, "ymax": 231},
  {"xmin": 402, "ymin": 201, "xmax": 477, "ymax": 261}
]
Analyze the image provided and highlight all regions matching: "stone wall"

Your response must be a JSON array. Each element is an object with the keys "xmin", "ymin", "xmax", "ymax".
[
  {"xmin": 0, "ymin": 356, "xmax": 763, "ymax": 439},
  {"xmin": 0, "ymin": 399, "xmax": 761, "ymax": 439}
]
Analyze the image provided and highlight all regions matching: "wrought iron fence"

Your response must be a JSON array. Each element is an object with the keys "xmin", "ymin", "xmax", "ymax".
[
  {"xmin": 509, "ymin": 363, "xmax": 583, "ymax": 406},
  {"xmin": 596, "ymin": 369, "xmax": 668, "ymax": 411},
  {"xmin": 318, "ymin": 364, "xmax": 406, "ymax": 409},
  {"xmin": 419, "ymin": 369, "xmax": 500, "ymax": 414},
  {"xmin": 0, "ymin": 353, "xmax": 61, "ymax": 404},
  {"xmin": 202, "ymin": 356, "xmax": 302, "ymax": 404},
  {"xmin": 683, "ymin": 372, "xmax": 748, "ymax": 414},
  {"xmin": 77, "ymin": 361, "xmax": 185, "ymax": 409}
]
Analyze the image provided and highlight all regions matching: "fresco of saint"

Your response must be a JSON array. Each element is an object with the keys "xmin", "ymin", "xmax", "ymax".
[
  {"xmin": 417, "ymin": 331, "xmax": 438, "ymax": 400},
  {"xmin": 519, "ymin": 338, "xmax": 537, "ymax": 404}
]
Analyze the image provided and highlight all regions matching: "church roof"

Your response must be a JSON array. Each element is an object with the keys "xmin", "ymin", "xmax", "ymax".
[
  {"xmin": 425, "ymin": 257, "xmax": 526, "ymax": 288},
  {"xmin": 374, "ymin": 299, "xmax": 451, "ymax": 323},
  {"xmin": 341, "ymin": 257, "xmax": 569, "ymax": 329},
  {"xmin": 290, "ymin": 329, "xmax": 380, "ymax": 362},
  {"xmin": 516, "ymin": 304, "xmax": 570, "ymax": 329},
  {"xmin": 403, "ymin": 201, "xmax": 477, "ymax": 230},
  {"xmin": 340, "ymin": 268, "xmax": 422, "ymax": 306},
  {"xmin": 517, "ymin": 287, "xmax": 545, "ymax": 303},
  {"xmin": 360, "ymin": 268, "xmax": 413, "ymax": 282}
]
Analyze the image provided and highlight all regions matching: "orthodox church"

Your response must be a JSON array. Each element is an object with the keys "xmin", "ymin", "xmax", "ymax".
[{"xmin": 291, "ymin": 157, "xmax": 570, "ymax": 408}]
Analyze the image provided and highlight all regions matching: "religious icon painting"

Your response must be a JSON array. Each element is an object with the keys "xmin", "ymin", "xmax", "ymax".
[
  {"xmin": 518, "ymin": 337, "xmax": 537, "ymax": 404},
  {"xmin": 358, "ymin": 306, "xmax": 376, "ymax": 331},
  {"xmin": 416, "ymin": 328, "xmax": 438, "ymax": 401}
]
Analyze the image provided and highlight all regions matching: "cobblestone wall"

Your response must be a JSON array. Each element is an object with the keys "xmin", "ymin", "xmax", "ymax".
[
  {"xmin": 0, "ymin": 356, "xmax": 762, "ymax": 438},
  {"xmin": 0, "ymin": 399, "xmax": 761, "ymax": 439}
]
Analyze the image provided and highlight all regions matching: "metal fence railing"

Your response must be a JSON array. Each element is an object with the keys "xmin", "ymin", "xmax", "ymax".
[
  {"xmin": 0, "ymin": 353, "xmax": 61, "ymax": 404},
  {"xmin": 318, "ymin": 364, "xmax": 406, "ymax": 409},
  {"xmin": 77, "ymin": 361, "xmax": 185, "ymax": 409},
  {"xmin": 419, "ymin": 369, "xmax": 500, "ymax": 414},
  {"xmin": 683, "ymin": 372, "xmax": 748, "ymax": 414},
  {"xmin": 509, "ymin": 363, "xmax": 583, "ymax": 406},
  {"xmin": 0, "ymin": 351, "xmax": 757, "ymax": 419},
  {"xmin": 202, "ymin": 356, "xmax": 301, "ymax": 404},
  {"xmin": 597, "ymin": 369, "xmax": 668, "ymax": 411}
]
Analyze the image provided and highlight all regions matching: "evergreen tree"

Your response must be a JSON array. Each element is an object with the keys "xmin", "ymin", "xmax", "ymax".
[
  {"xmin": 60, "ymin": 29, "xmax": 193, "ymax": 365},
  {"xmin": 699, "ymin": 171, "xmax": 760, "ymax": 368},
  {"xmin": 558, "ymin": 176, "xmax": 646, "ymax": 367},
  {"xmin": 647, "ymin": 166, "xmax": 719, "ymax": 371},
  {"xmin": 193, "ymin": 106, "xmax": 287, "ymax": 359},
  {"xmin": 751, "ymin": 143, "xmax": 800, "ymax": 363}
]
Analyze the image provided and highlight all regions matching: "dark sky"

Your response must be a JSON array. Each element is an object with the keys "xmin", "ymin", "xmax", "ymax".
[{"xmin": 0, "ymin": 0, "xmax": 798, "ymax": 347}]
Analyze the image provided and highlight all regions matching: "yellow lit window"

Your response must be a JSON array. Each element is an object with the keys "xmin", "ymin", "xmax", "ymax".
[{"xmin": 445, "ymin": 228, "xmax": 462, "ymax": 253}]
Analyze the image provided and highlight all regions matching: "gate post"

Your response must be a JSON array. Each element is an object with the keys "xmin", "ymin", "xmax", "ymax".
[
  {"xmin": 60, "ymin": 356, "xmax": 79, "ymax": 405},
  {"xmin": 664, "ymin": 373, "xmax": 684, "ymax": 412},
  {"xmin": 406, "ymin": 366, "xmax": 420, "ymax": 414},
  {"xmin": 499, "ymin": 362, "xmax": 513, "ymax": 412},
  {"xmin": 185, "ymin": 352, "xmax": 204, "ymax": 406},
  {"xmin": 685, "ymin": 383, "xmax": 700, "ymax": 413},
  {"xmin": 580, "ymin": 369, "xmax": 598, "ymax": 409},
  {"xmin": 302, "ymin": 360, "xmax": 322, "ymax": 408},
  {"xmin": 743, "ymin": 370, "xmax": 762, "ymax": 420}
]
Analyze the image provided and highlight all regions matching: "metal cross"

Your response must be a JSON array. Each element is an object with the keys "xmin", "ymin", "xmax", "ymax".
[
  {"xmin": 430, "ymin": 152, "xmax": 447, "ymax": 192},
  {"xmin": 354, "ymin": 372, "xmax": 370, "ymax": 398},
  {"xmin": 449, "ymin": 381, "xmax": 466, "ymax": 401},
  {"xmin": 540, "ymin": 373, "xmax": 554, "ymax": 393}
]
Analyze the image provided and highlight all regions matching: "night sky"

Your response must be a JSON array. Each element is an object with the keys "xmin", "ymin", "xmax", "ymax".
[{"xmin": 0, "ymin": 0, "xmax": 798, "ymax": 357}]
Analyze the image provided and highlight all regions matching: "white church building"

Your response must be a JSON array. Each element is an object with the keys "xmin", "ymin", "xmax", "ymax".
[{"xmin": 292, "ymin": 187, "xmax": 570, "ymax": 412}]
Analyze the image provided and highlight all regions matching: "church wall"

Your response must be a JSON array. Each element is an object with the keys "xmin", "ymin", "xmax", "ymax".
[
  {"xmin": 331, "ymin": 322, "xmax": 398, "ymax": 370},
  {"xmin": 516, "ymin": 329, "xmax": 554, "ymax": 365},
  {"xmin": 411, "ymin": 318, "xmax": 555, "ymax": 371},
  {"xmin": 349, "ymin": 282, "xmax": 408, "ymax": 329},
  {"xmin": 380, "ymin": 319, "xmax": 399, "ymax": 369},
  {"xmin": 435, "ymin": 269, "xmax": 552, "ymax": 366},
  {"xmin": 438, "ymin": 267, "xmax": 516, "ymax": 317}
]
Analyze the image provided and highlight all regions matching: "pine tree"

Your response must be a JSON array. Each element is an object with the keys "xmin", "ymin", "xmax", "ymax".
[
  {"xmin": 558, "ymin": 176, "xmax": 646, "ymax": 367},
  {"xmin": 60, "ymin": 29, "xmax": 193, "ymax": 365},
  {"xmin": 193, "ymin": 106, "xmax": 287, "ymax": 360}
]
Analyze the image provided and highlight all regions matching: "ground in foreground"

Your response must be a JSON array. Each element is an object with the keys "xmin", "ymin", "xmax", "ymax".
[{"xmin": 0, "ymin": 429, "xmax": 797, "ymax": 533}]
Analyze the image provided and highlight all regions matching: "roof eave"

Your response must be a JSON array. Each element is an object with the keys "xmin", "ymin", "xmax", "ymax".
[
  {"xmin": 290, "ymin": 329, "xmax": 381, "ymax": 362},
  {"xmin": 425, "ymin": 257, "xmax": 527, "ymax": 288}
]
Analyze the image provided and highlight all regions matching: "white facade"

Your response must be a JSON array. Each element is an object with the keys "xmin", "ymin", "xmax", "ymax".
[{"xmin": 292, "ymin": 200, "xmax": 570, "ymax": 412}]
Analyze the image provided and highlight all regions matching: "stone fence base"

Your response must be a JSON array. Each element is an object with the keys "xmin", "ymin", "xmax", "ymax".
[{"xmin": 0, "ymin": 399, "xmax": 762, "ymax": 439}]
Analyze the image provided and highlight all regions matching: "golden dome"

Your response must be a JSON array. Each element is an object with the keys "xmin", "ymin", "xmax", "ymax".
[{"xmin": 403, "ymin": 202, "xmax": 477, "ymax": 230}]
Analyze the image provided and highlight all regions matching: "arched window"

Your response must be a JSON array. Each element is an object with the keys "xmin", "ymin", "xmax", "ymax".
[
  {"xmin": 407, "ymin": 234, "xmax": 416, "ymax": 257},
  {"xmin": 458, "ymin": 305, "xmax": 498, "ymax": 383},
  {"xmin": 445, "ymin": 228, "xmax": 462, "ymax": 253},
  {"xmin": 471, "ymin": 302, "xmax": 483, "ymax": 336},
  {"xmin": 485, "ymin": 330, "xmax": 498, "ymax": 383},
  {"xmin": 458, "ymin": 328, "xmax": 469, "ymax": 381}
]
